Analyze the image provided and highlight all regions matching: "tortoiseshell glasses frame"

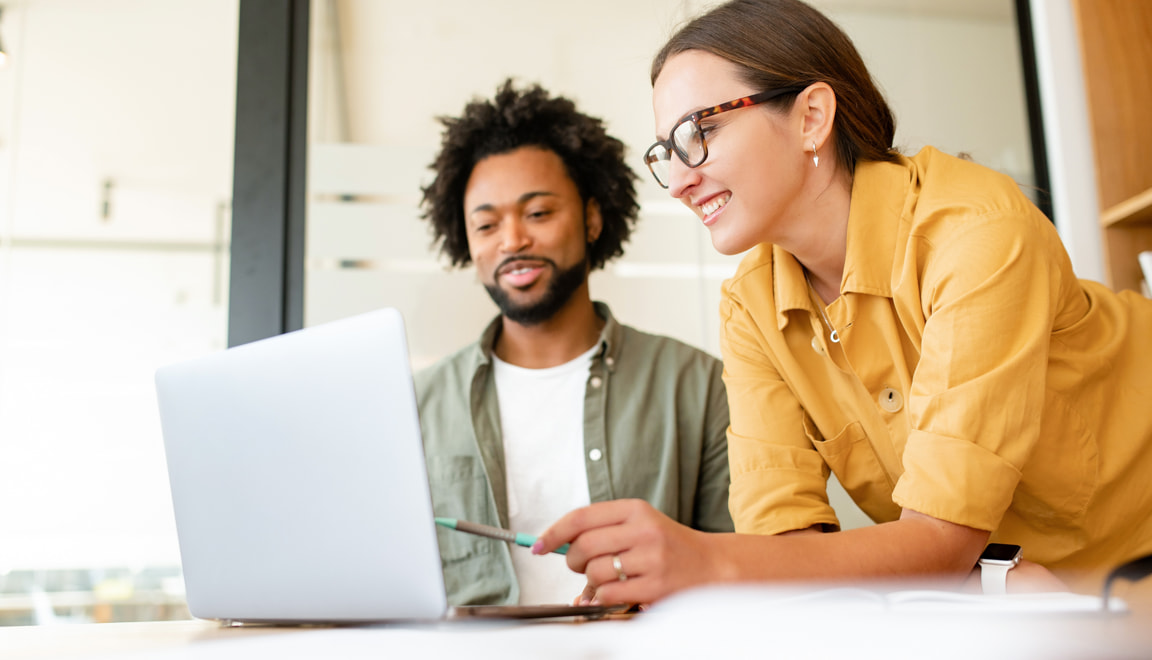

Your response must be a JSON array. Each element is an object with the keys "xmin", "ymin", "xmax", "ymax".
[{"xmin": 643, "ymin": 86, "xmax": 806, "ymax": 188}]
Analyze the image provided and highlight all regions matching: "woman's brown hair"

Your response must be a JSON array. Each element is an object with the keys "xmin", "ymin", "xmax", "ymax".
[{"xmin": 652, "ymin": 0, "xmax": 900, "ymax": 173}]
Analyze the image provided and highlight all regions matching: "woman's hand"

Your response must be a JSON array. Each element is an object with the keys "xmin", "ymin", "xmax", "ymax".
[{"xmin": 534, "ymin": 499, "xmax": 723, "ymax": 606}]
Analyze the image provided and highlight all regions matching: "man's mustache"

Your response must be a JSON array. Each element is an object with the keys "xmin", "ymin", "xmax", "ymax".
[{"xmin": 494, "ymin": 255, "xmax": 556, "ymax": 278}]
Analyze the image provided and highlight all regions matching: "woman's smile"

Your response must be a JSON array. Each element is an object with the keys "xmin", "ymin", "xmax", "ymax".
[{"xmin": 699, "ymin": 193, "xmax": 731, "ymax": 224}]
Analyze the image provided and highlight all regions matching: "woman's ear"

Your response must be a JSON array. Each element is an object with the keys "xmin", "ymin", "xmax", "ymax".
[{"xmin": 799, "ymin": 82, "xmax": 836, "ymax": 154}]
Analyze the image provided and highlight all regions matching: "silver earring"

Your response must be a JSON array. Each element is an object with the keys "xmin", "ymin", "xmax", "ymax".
[{"xmin": 811, "ymin": 141, "xmax": 819, "ymax": 168}]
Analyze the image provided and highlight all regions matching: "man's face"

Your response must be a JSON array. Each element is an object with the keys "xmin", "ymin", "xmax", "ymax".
[{"xmin": 463, "ymin": 146, "xmax": 602, "ymax": 325}]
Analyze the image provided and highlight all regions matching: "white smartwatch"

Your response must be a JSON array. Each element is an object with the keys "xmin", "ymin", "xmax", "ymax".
[{"xmin": 978, "ymin": 543, "xmax": 1022, "ymax": 595}]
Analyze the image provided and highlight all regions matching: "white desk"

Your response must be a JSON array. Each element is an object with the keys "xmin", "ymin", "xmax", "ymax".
[{"xmin": 4, "ymin": 586, "xmax": 1151, "ymax": 660}]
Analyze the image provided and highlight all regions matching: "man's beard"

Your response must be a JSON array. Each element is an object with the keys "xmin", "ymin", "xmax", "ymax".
[{"xmin": 484, "ymin": 257, "xmax": 589, "ymax": 326}]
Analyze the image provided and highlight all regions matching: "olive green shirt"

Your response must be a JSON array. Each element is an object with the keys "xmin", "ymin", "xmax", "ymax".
[{"xmin": 414, "ymin": 302, "xmax": 733, "ymax": 605}]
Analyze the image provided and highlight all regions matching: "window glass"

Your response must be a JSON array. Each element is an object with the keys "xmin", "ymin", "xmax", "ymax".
[{"xmin": 0, "ymin": 0, "xmax": 237, "ymax": 625}]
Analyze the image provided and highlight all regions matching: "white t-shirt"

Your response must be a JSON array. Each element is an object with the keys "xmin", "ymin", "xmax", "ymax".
[{"xmin": 491, "ymin": 344, "xmax": 597, "ymax": 605}]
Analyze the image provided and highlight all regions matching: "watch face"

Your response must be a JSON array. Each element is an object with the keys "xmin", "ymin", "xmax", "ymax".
[{"xmin": 981, "ymin": 543, "xmax": 1022, "ymax": 562}]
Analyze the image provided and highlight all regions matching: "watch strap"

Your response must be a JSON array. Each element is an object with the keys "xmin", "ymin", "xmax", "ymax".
[{"xmin": 980, "ymin": 561, "xmax": 1011, "ymax": 595}]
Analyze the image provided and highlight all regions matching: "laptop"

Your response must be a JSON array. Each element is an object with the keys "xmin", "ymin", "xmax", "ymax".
[{"xmin": 155, "ymin": 308, "xmax": 621, "ymax": 623}]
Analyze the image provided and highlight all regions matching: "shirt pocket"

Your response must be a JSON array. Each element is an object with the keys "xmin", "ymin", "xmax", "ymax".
[
  {"xmin": 1010, "ymin": 392, "xmax": 1097, "ymax": 529},
  {"xmin": 439, "ymin": 553, "xmax": 513, "ymax": 607},
  {"xmin": 425, "ymin": 454, "xmax": 497, "ymax": 564},
  {"xmin": 804, "ymin": 416, "xmax": 901, "ymax": 523}
]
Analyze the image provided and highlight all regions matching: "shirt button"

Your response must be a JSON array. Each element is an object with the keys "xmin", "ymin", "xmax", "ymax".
[
  {"xmin": 604, "ymin": 356, "xmax": 615, "ymax": 368},
  {"xmin": 810, "ymin": 336, "xmax": 825, "ymax": 355},
  {"xmin": 589, "ymin": 376, "xmax": 603, "ymax": 388},
  {"xmin": 588, "ymin": 448, "xmax": 603, "ymax": 461},
  {"xmin": 878, "ymin": 387, "xmax": 903, "ymax": 413}
]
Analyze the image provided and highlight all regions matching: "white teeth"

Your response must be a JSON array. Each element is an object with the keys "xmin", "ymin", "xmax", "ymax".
[
  {"xmin": 508, "ymin": 267, "xmax": 533, "ymax": 275},
  {"xmin": 700, "ymin": 195, "xmax": 730, "ymax": 216}
]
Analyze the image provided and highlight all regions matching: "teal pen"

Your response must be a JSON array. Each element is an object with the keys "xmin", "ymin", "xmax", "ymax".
[{"xmin": 434, "ymin": 517, "xmax": 569, "ymax": 555}]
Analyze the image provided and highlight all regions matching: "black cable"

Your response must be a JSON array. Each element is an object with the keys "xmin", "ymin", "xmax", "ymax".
[{"xmin": 1101, "ymin": 552, "xmax": 1152, "ymax": 612}]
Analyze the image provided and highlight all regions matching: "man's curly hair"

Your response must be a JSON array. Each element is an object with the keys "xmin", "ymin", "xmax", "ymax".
[{"xmin": 420, "ymin": 79, "xmax": 640, "ymax": 270}]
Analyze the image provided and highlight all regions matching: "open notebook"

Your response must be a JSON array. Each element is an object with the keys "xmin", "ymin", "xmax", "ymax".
[{"xmin": 155, "ymin": 308, "xmax": 618, "ymax": 623}]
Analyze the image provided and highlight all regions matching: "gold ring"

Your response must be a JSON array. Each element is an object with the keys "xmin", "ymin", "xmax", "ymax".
[{"xmin": 612, "ymin": 554, "xmax": 627, "ymax": 582}]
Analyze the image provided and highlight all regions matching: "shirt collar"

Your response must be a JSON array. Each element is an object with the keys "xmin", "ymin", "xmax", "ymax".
[
  {"xmin": 475, "ymin": 301, "xmax": 620, "ymax": 372},
  {"xmin": 772, "ymin": 245, "xmax": 809, "ymax": 331},
  {"xmin": 771, "ymin": 156, "xmax": 912, "ymax": 331},
  {"xmin": 841, "ymin": 157, "xmax": 911, "ymax": 299}
]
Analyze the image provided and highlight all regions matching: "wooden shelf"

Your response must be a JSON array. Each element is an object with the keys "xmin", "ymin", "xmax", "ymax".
[
  {"xmin": 1101, "ymin": 187, "xmax": 1152, "ymax": 228},
  {"xmin": 1074, "ymin": 0, "xmax": 1152, "ymax": 292}
]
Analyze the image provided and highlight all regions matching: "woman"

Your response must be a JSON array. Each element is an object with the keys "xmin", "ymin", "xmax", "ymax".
[{"xmin": 533, "ymin": 0, "xmax": 1152, "ymax": 606}]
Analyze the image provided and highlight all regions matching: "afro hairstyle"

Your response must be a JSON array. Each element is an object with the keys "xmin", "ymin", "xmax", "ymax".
[{"xmin": 419, "ymin": 79, "xmax": 640, "ymax": 270}]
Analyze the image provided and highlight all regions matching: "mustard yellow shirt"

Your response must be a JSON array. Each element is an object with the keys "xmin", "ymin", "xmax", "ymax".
[{"xmin": 720, "ymin": 146, "xmax": 1152, "ymax": 590}]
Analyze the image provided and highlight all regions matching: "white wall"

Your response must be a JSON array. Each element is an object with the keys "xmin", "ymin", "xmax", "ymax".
[
  {"xmin": 305, "ymin": 0, "xmax": 722, "ymax": 365},
  {"xmin": 304, "ymin": 0, "xmax": 1039, "ymax": 360}
]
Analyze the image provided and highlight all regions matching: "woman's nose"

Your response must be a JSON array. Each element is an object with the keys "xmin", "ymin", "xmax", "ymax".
[{"xmin": 666, "ymin": 156, "xmax": 701, "ymax": 200}]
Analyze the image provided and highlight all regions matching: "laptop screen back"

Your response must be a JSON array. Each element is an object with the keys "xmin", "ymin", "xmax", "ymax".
[{"xmin": 155, "ymin": 308, "xmax": 447, "ymax": 622}]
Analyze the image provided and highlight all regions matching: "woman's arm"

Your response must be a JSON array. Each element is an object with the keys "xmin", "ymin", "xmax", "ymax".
[{"xmin": 537, "ymin": 500, "xmax": 988, "ymax": 606}]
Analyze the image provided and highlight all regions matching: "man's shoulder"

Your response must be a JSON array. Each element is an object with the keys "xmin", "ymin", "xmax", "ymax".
[
  {"xmin": 610, "ymin": 322, "xmax": 729, "ymax": 424},
  {"xmin": 615, "ymin": 322, "xmax": 721, "ymax": 370}
]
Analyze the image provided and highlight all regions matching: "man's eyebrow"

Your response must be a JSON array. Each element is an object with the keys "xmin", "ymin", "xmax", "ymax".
[
  {"xmin": 467, "ymin": 191, "xmax": 557, "ymax": 216},
  {"xmin": 518, "ymin": 190, "xmax": 557, "ymax": 204}
]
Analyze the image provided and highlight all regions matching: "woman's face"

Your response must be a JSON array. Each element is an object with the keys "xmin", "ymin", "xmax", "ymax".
[{"xmin": 652, "ymin": 50, "xmax": 808, "ymax": 255}]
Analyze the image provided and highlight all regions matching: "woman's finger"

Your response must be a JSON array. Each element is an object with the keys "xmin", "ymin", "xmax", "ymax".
[
  {"xmin": 573, "ymin": 581, "xmax": 596, "ymax": 606},
  {"xmin": 592, "ymin": 573, "xmax": 665, "ymax": 607},
  {"xmin": 584, "ymin": 551, "xmax": 633, "ymax": 590},
  {"xmin": 561, "ymin": 518, "xmax": 646, "ymax": 574},
  {"xmin": 533, "ymin": 499, "xmax": 647, "ymax": 555}
]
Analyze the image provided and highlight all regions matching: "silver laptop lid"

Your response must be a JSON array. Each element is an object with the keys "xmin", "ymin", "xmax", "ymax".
[{"xmin": 155, "ymin": 308, "xmax": 447, "ymax": 623}]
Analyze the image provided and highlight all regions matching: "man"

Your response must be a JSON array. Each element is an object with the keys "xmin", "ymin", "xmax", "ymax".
[{"xmin": 415, "ymin": 80, "xmax": 732, "ymax": 606}]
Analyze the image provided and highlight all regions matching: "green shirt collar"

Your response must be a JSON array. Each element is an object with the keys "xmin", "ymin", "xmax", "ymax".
[{"xmin": 474, "ymin": 301, "xmax": 621, "ymax": 372}]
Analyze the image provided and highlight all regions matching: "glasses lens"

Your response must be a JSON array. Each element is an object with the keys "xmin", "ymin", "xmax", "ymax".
[
  {"xmin": 645, "ymin": 143, "xmax": 672, "ymax": 188},
  {"xmin": 672, "ymin": 119, "xmax": 705, "ymax": 167}
]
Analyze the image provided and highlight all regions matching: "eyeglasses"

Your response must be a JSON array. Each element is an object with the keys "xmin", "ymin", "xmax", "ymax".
[{"xmin": 643, "ymin": 86, "xmax": 806, "ymax": 189}]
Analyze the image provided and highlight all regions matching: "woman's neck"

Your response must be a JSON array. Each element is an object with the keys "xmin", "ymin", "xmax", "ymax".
[{"xmin": 788, "ymin": 169, "xmax": 852, "ymax": 304}]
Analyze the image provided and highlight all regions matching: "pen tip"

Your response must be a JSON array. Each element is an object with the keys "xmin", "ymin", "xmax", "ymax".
[{"xmin": 434, "ymin": 517, "xmax": 455, "ymax": 528}]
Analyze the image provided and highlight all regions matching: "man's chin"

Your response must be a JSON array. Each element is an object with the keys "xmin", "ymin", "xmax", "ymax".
[
  {"xmin": 483, "ymin": 258, "xmax": 588, "ymax": 327},
  {"xmin": 495, "ymin": 287, "xmax": 544, "ymax": 309},
  {"xmin": 485, "ymin": 287, "xmax": 545, "ymax": 325},
  {"xmin": 497, "ymin": 301, "xmax": 556, "ymax": 327}
]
